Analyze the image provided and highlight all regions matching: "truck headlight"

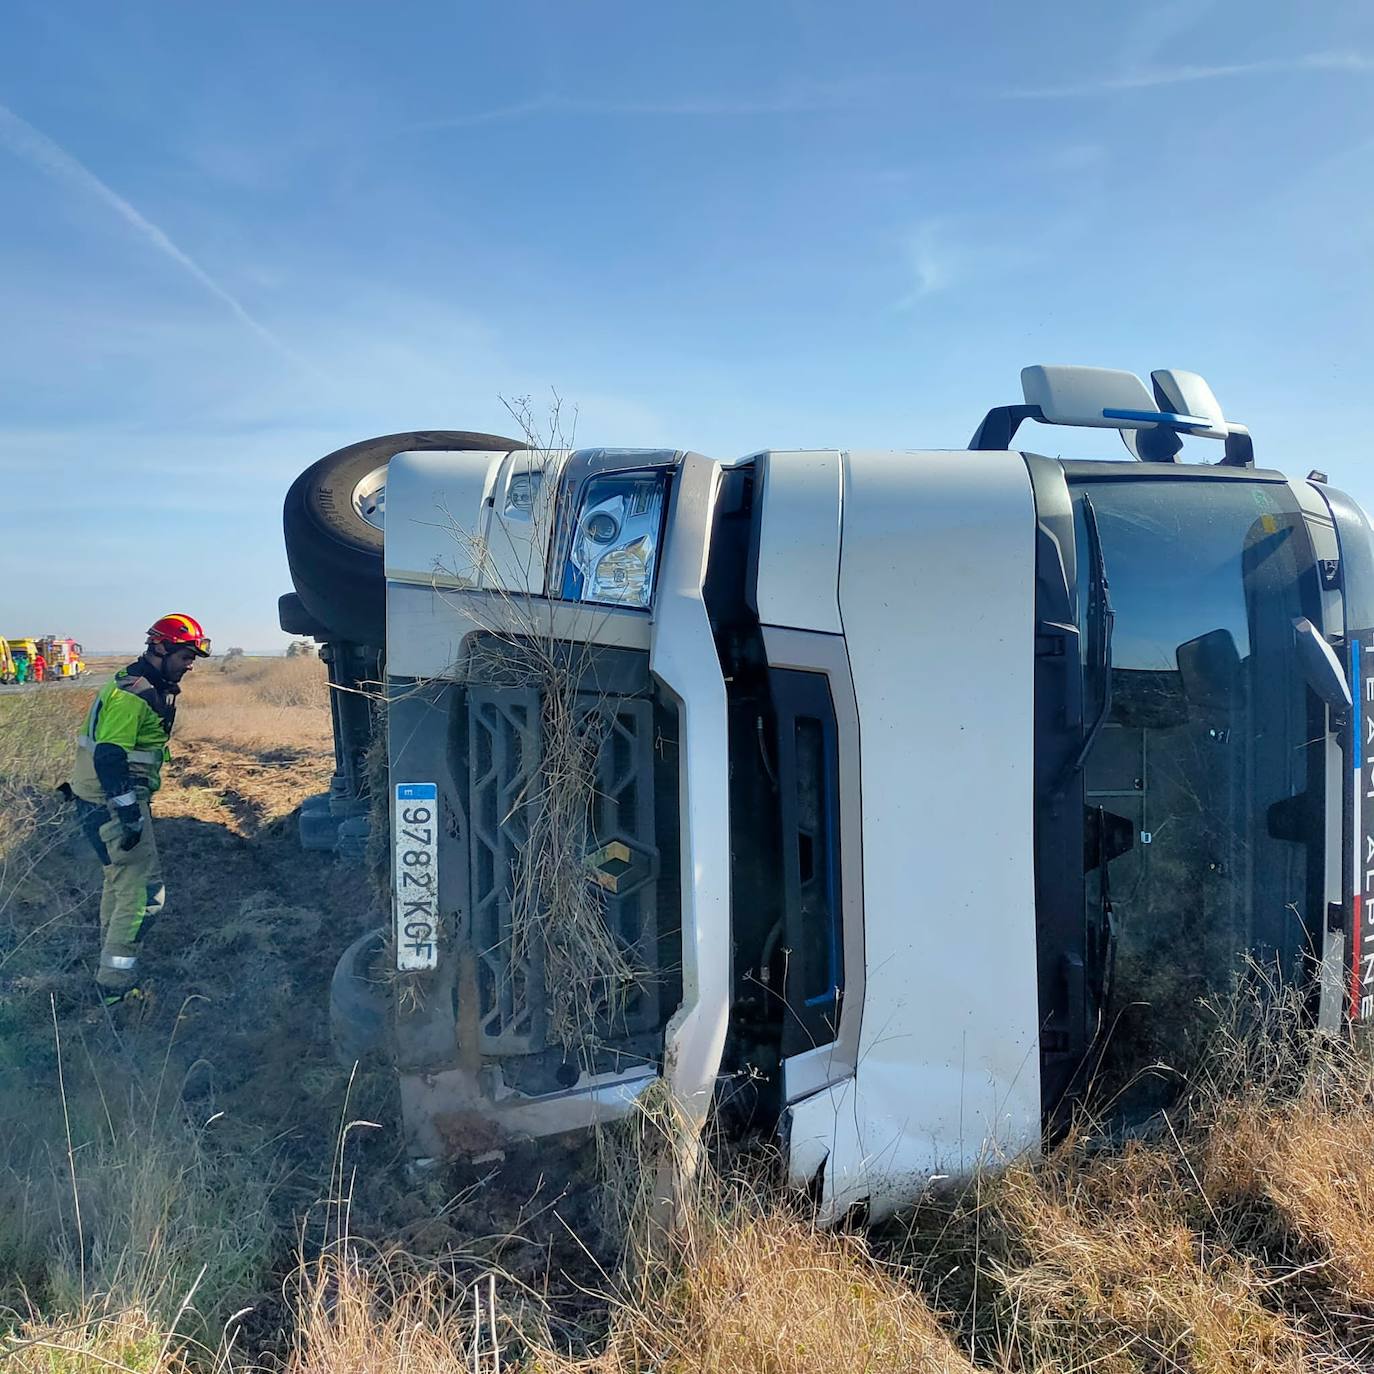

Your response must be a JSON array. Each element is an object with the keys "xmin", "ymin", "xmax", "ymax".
[{"xmin": 563, "ymin": 471, "xmax": 669, "ymax": 608}]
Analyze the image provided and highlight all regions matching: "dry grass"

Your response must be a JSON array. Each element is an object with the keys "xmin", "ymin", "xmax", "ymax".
[
  {"xmin": 1207, "ymin": 1097, "xmax": 1374, "ymax": 1306},
  {"xmin": 176, "ymin": 655, "xmax": 332, "ymax": 752},
  {"xmin": 586, "ymin": 1207, "xmax": 978, "ymax": 1374},
  {"xmin": 4, "ymin": 1302, "xmax": 192, "ymax": 1374},
  {"xmin": 15, "ymin": 648, "xmax": 1374, "ymax": 1371},
  {"xmin": 0, "ymin": 1078, "xmax": 278, "ymax": 1353},
  {"xmin": 267, "ymin": 1015, "xmax": 1374, "ymax": 1374},
  {"xmin": 1194, "ymin": 1022, "xmax": 1374, "ymax": 1359},
  {"xmin": 194, "ymin": 654, "xmax": 329, "ymax": 710},
  {"xmin": 278, "ymin": 1206, "xmax": 977, "ymax": 1374},
  {"xmin": 988, "ymin": 1144, "xmax": 1311, "ymax": 1374},
  {"xmin": 285, "ymin": 1250, "xmax": 488, "ymax": 1374},
  {"xmin": 0, "ymin": 665, "xmax": 335, "ymax": 1369},
  {"xmin": 0, "ymin": 687, "xmax": 91, "ymax": 907}
]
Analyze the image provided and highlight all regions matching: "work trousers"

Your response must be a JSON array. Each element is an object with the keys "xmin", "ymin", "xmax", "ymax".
[{"xmin": 75, "ymin": 796, "xmax": 165, "ymax": 992}]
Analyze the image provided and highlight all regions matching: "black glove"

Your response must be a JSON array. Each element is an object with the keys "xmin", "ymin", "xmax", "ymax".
[{"xmin": 109, "ymin": 793, "xmax": 144, "ymax": 851}]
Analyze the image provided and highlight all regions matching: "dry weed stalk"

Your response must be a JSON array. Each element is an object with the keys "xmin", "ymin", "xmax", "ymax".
[
  {"xmin": 285, "ymin": 1245, "xmax": 543, "ymax": 1374},
  {"xmin": 506, "ymin": 639, "xmax": 639, "ymax": 1052},
  {"xmin": 423, "ymin": 393, "xmax": 644, "ymax": 1056},
  {"xmin": 3, "ymin": 1301, "xmax": 197, "ymax": 1373}
]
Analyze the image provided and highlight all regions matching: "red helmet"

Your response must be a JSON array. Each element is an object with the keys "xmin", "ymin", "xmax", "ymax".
[{"xmin": 147, "ymin": 613, "xmax": 211, "ymax": 657}]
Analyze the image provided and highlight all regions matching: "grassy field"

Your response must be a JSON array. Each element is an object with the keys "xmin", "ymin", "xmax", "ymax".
[{"xmin": 4, "ymin": 658, "xmax": 1374, "ymax": 1371}]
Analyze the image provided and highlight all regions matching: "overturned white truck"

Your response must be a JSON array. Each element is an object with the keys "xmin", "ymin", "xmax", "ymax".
[{"xmin": 281, "ymin": 366, "xmax": 1374, "ymax": 1221}]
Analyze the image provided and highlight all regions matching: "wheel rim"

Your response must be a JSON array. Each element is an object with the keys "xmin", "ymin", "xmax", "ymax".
[{"xmin": 352, "ymin": 465, "xmax": 388, "ymax": 531}]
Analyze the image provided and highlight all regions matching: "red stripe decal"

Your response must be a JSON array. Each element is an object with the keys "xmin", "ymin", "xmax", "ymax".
[{"xmin": 1352, "ymin": 894, "xmax": 1363, "ymax": 1020}]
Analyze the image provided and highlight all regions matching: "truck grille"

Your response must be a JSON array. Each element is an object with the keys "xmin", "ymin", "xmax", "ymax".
[{"xmin": 465, "ymin": 682, "xmax": 666, "ymax": 1055}]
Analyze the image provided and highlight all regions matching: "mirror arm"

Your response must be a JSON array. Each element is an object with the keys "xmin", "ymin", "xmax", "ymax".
[{"xmin": 970, "ymin": 404, "xmax": 1043, "ymax": 451}]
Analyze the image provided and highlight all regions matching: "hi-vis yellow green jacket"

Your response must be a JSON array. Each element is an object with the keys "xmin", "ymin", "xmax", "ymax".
[{"xmin": 70, "ymin": 661, "xmax": 176, "ymax": 803}]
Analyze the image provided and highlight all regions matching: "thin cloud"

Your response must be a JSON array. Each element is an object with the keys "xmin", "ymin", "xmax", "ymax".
[
  {"xmin": 406, "ymin": 95, "xmax": 558, "ymax": 132},
  {"xmin": 894, "ymin": 211, "xmax": 1089, "ymax": 311},
  {"xmin": 571, "ymin": 88, "xmax": 857, "ymax": 116},
  {"xmin": 897, "ymin": 219, "xmax": 961, "ymax": 307},
  {"xmin": 0, "ymin": 101, "xmax": 322, "ymax": 379},
  {"xmin": 1006, "ymin": 50, "xmax": 1374, "ymax": 99},
  {"xmin": 408, "ymin": 81, "xmax": 865, "ymax": 132}
]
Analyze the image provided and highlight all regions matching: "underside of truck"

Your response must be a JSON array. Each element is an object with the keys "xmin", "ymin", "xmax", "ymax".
[{"xmin": 283, "ymin": 365, "xmax": 1374, "ymax": 1219}]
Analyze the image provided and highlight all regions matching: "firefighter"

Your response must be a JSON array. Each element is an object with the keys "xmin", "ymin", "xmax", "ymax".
[{"xmin": 69, "ymin": 614, "xmax": 211, "ymax": 1009}]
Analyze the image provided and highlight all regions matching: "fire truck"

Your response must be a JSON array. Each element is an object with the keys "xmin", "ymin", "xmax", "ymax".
[{"xmin": 36, "ymin": 637, "xmax": 85, "ymax": 679}]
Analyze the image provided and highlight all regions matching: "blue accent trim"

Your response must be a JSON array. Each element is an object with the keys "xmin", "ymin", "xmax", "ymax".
[
  {"xmin": 1102, "ymin": 407, "xmax": 1213, "ymax": 430},
  {"xmin": 396, "ymin": 782, "xmax": 437, "ymax": 802},
  {"xmin": 1354, "ymin": 640, "xmax": 1362, "ymax": 786}
]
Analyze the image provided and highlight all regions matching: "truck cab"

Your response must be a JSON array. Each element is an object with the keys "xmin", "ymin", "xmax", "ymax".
[{"xmin": 299, "ymin": 366, "xmax": 1374, "ymax": 1221}]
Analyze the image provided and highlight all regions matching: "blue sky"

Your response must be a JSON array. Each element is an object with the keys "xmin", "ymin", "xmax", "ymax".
[{"xmin": 1, "ymin": 0, "xmax": 1372, "ymax": 648}]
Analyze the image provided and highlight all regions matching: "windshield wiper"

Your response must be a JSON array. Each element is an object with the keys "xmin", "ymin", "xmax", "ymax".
[{"xmin": 1062, "ymin": 493, "xmax": 1115, "ymax": 784}]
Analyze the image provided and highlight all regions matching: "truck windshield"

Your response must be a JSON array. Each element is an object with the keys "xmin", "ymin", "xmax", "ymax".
[{"xmin": 1071, "ymin": 476, "xmax": 1325, "ymax": 1114}]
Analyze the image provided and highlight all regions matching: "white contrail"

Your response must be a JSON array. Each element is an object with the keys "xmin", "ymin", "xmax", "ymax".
[
  {"xmin": 1006, "ymin": 50, "xmax": 1374, "ymax": 98},
  {"xmin": 407, "ymin": 79, "xmax": 867, "ymax": 132},
  {"xmin": 0, "ymin": 100, "xmax": 319, "ymax": 377}
]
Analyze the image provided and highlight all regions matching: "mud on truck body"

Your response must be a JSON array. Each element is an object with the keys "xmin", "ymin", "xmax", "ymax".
[{"xmin": 281, "ymin": 366, "xmax": 1374, "ymax": 1222}]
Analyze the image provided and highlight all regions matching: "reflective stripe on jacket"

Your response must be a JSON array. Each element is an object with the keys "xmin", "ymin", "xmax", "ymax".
[{"xmin": 69, "ymin": 661, "xmax": 176, "ymax": 802}]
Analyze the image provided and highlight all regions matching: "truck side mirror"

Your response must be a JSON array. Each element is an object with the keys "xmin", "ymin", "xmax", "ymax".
[
  {"xmin": 1177, "ymin": 629, "xmax": 1242, "ymax": 715},
  {"xmin": 1150, "ymin": 370, "xmax": 1227, "ymax": 439},
  {"xmin": 1292, "ymin": 617, "xmax": 1352, "ymax": 712}
]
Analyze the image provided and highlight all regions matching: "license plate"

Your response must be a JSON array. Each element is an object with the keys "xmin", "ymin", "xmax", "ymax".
[{"xmin": 394, "ymin": 782, "xmax": 439, "ymax": 970}]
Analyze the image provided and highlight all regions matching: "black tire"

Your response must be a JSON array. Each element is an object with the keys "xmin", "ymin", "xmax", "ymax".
[{"xmin": 283, "ymin": 430, "xmax": 522, "ymax": 646}]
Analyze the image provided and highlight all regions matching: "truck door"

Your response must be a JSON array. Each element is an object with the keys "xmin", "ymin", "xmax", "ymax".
[
  {"xmin": 730, "ymin": 450, "xmax": 861, "ymax": 1110},
  {"xmin": 750, "ymin": 447, "xmax": 1043, "ymax": 1222}
]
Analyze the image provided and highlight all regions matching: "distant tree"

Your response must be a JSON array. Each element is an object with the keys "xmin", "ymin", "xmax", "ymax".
[
  {"xmin": 225, "ymin": 646, "xmax": 245, "ymax": 660},
  {"xmin": 285, "ymin": 639, "xmax": 316, "ymax": 658}
]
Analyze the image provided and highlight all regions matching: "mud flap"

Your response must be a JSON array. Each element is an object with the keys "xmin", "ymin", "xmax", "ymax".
[{"xmin": 330, "ymin": 926, "xmax": 392, "ymax": 1066}]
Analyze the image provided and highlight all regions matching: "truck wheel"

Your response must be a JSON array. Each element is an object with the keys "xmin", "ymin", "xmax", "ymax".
[
  {"xmin": 283, "ymin": 430, "xmax": 522, "ymax": 645},
  {"xmin": 330, "ymin": 926, "xmax": 392, "ymax": 1066}
]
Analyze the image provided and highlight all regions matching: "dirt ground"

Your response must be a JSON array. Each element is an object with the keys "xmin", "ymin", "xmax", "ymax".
[{"xmin": 0, "ymin": 657, "xmax": 621, "ymax": 1360}]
